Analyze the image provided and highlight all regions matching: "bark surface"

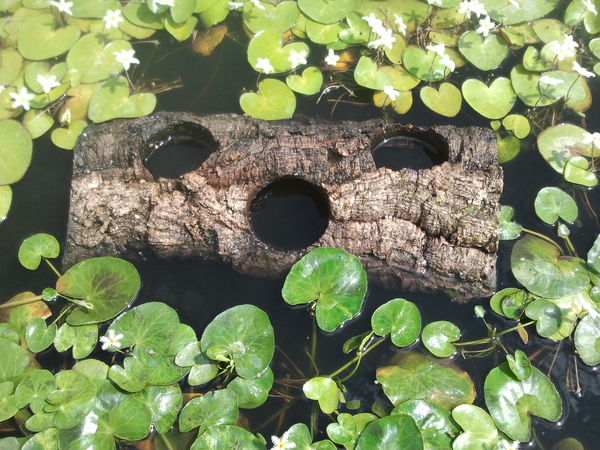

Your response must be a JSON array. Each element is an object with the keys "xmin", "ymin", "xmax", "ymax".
[{"xmin": 64, "ymin": 112, "xmax": 502, "ymax": 300}]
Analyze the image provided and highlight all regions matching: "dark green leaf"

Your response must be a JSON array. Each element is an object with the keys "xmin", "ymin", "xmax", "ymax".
[
  {"xmin": 18, "ymin": 234, "xmax": 60, "ymax": 270},
  {"xmin": 190, "ymin": 425, "xmax": 265, "ymax": 450},
  {"xmin": 228, "ymin": 367, "xmax": 273, "ymax": 409},
  {"xmin": 525, "ymin": 298, "xmax": 562, "ymax": 337},
  {"xmin": 371, "ymin": 298, "xmax": 421, "ymax": 347},
  {"xmin": 506, "ymin": 350, "xmax": 532, "ymax": 381},
  {"xmin": 179, "ymin": 388, "xmax": 238, "ymax": 434},
  {"xmin": 422, "ymin": 321, "xmax": 460, "ymax": 357},
  {"xmin": 25, "ymin": 318, "xmax": 56, "ymax": 353},
  {"xmin": 355, "ymin": 415, "xmax": 423, "ymax": 450}
]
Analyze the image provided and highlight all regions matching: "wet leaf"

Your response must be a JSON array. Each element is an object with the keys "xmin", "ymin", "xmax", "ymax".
[
  {"xmin": 135, "ymin": 384, "xmax": 183, "ymax": 434},
  {"xmin": 198, "ymin": 0, "xmax": 230, "ymax": 28},
  {"xmin": 247, "ymin": 29, "xmax": 310, "ymax": 73},
  {"xmin": 537, "ymin": 123, "xmax": 596, "ymax": 174},
  {"xmin": 0, "ymin": 338, "xmax": 31, "ymax": 382},
  {"xmin": 306, "ymin": 19, "xmax": 346, "ymax": 45},
  {"xmin": 53, "ymin": 322, "xmax": 98, "ymax": 359},
  {"xmin": 0, "ymin": 381, "xmax": 17, "ymax": 422},
  {"xmin": 192, "ymin": 24, "xmax": 228, "ymax": 55},
  {"xmin": 534, "ymin": 187, "xmax": 577, "ymax": 225},
  {"xmin": 25, "ymin": 318, "xmax": 57, "ymax": 353},
  {"xmin": 122, "ymin": 2, "xmax": 166, "ymax": 29},
  {"xmin": 23, "ymin": 110, "xmax": 54, "ymax": 139},
  {"xmin": 18, "ymin": 233, "xmax": 60, "ymax": 270},
  {"xmin": 286, "ymin": 66, "xmax": 323, "ymax": 95},
  {"xmin": 403, "ymin": 46, "xmax": 450, "ymax": 82},
  {"xmin": 227, "ymin": 367, "xmax": 273, "ymax": 408},
  {"xmin": 51, "ymin": 120, "xmax": 88, "ymax": 150},
  {"xmin": 240, "ymin": 79, "xmax": 296, "ymax": 121},
  {"xmin": 190, "ymin": 425, "xmax": 265, "ymax": 450},
  {"xmin": 73, "ymin": 359, "xmax": 109, "ymax": 380},
  {"xmin": 564, "ymin": 156, "xmax": 598, "ymax": 187},
  {"xmin": 46, "ymin": 370, "xmax": 88, "ymax": 405},
  {"xmin": 0, "ymin": 292, "xmax": 52, "ymax": 342},
  {"xmin": 462, "ymin": 77, "xmax": 516, "ymax": 120},
  {"xmin": 175, "ymin": 342, "xmax": 218, "ymax": 386},
  {"xmin": 371, "ymin": 298, "xmax": 421, "ymax": 347},
  {"xmin": 109, "ymin": 357, "xmax": 149, "ymax": 392},
  {"xmin": 179, "ymin": 388, "xmax": 238, "ymax": 433},
  {"xmin": 0, "ymin": 323, "xmax": 19, "ymax": 344},
  {"xmin": 18, "ymin": 14, "xmax": 81, "ymax": 60},
  {"xmin": 506, "ymin": 350, "xmax": 532, "ymax": 381},
  {"xmin": 0, "ymin": 48, "xmax": 23, "ymax": 86},
  {"xmin": 88, "ymin": 76, "xmax": 157, "ymax": 123},
  {"xmin": 14, "ymin": 369, "xmax": 55, "ymax": 411},
  {"xmin": 355, "ymin": 415, "xmax": 423, "ymax": 450},
  {"xmin": 282, "ymin": 247, "xmax": 367, "ymax": 332},
  {"xmin": 502, "ymin": 114, "xmax": 530, "ymax": 139},
  {"xmin": 522, "ymin": 46, "xmax": 553, "ymax": 72},
  {"xmin": 499, "ymin": 205, "xmax": 522, "ymax": 241},
  {"xmin": 326, "ymin": 412, "xmax": 377, "ymax": 446},
  {"xmin": 21, "ymin": 428, "xmax": 58, "ymax": 450},
  {"xmin": 574, "ymin": 313, "xmax": 600, "ymax": 365},
  {"xmin": 490, "ymin": 287, "xmax": 528, "ymax": 319},
  {"xmin": 487, "ymin": 0, "xmax": 561, "ymax": 25},
  {"xmin": 419, "ymin": 82, "xmax": 462, "ymax": 117},
  {"xmin": 297, "ymin": 0, "xmax": 354, "ymax": 24},
  {"xmin": 165, "ymin": 15, "xmax": 198, "ymax": 41},
  {"xmin": 510, "ymin": 64, "xmax": 558, "ymax": 108},
  {"xmin": 498, "ymin": 135, "xmax": 521, "ymax": 164},
  {"xmin": 303, "ymin": 376, "xmax": 341, "ymax": 414},
  {"xmin": 451, "ymin": 404, "xmax": 498, "ymax": 450},
  {"xmin": 243, "ymin": 1, "xmax": 299, "ymax": 34},
  {"xmin": 458, "ymin": 31, "xmax": 508, "ymax": 71},
  {"xmin": 0, "ymin": 119, "xmax": 33, "ymax": 185},
  {"xmin": 422, "ymin": 320, "xmax": 460, "ymax": 357},
  {"xmin": 47, "ymin": 375, "xmax": 97, "ymax": 430}
]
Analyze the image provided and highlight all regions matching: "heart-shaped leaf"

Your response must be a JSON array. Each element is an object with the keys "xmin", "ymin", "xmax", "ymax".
[
  {"xmin": 574, "ymin": 313, "xmax": 600, "ymax": 365},
  {"xmin": 109, "ymin": 357, "xmax": 149, "ymax": 393},
  {"xmin": 371, "ymin": 298, "xmax": 421, "ymax": 347},
  {"xmin": 244, "ymin": 0, "xmax": 299, "ymax": 34},
  {"xmin": 355, "ymin": 415, "xmax": 423, "ymax": 450},
  {"xmin": 14, "ymin": 369, "xmax": 56, "ymax": 411},
  {"xmin": 25, "ymin": 317, "xmax": 57, "ymax": 353},
  {"xmin": 18, "ymin": 233, "xmax": 60, "ymax": 270},
  {"xmin": 525, "ymin": 298, "xmax": 562, "ymax": 338},
  {"xmin": 488, "ymin": 0, "xmax": 560, "ymax": 25},
  {"xmin": 46, "ymin": 370, "xmax": 88, "ymax": 405},
  {"xmin": 0, "ymin": 119, "xmax": 33, "ymax": 185},
  {"xmin": 240, "ymin": 78, "xmax": 296, "ymax": 120},
  {"xmin": 303, "ymin": 376, "xmax": 341, "ymax": 414},
  {"xmin": 227, "ymin": 367, "xmax": 273, "ymax": 408},
  {"xmin": 88, "ymin": 76, "xmax": 156, "ymax": 123},
  {"xmin": 422, "ymin": 320, "xmax": 460, "ymax": 357},
  {"xmin": 564, "ymin": 156, "xmax": 598, "ymax": 187},
  {"xmin": 134, "ymin": 384, "xmax": 182, "ymax": 434},
  {"xmin": 490, "ymin": 288, "xmax": 528, "ymax": 319},
  {"xmin": 403, "ymin": 45, "xmax": 450, "ymax": 82},
  {"xmin": 247, "ymin": 28, "xmax": 309, "ymax": 73},
  {"xmin": 179, "ymin": 388, "xmax": 238, "ymax": 433},
  {"xmin": 298, "ymin": 0, "xmax": 354, "ymax": 24},
  {"xmin": 327, "ymin": 412, "xmax": 376, "ymax": 446},
  {"xmin": 452, "ymin": 404, "xmax": 498, "ymax": 450},
  {"xmin": 502, "ymin": 114, "xmax": 530, "ymax": 139},
  {"xmin": 0, "ymin": 338, "xmax": 31, "ymax": 383},
  {"xmin": 506, "ymin": 350, "xmax": 532, "ymax": 381},
  {"xmin": 306, "ymin": 19, "xmax": 346, "ymax": 44},
  {"xmin": 419, "ymin": 82, "xmax": 462, "ymax": 117},
  {"xmin": 286, "ymin": 66, "xmax": 323, "ymax": 95},
  {"xmin": 458, "ymin": 31, "xmax": 508, "ymax": 71},
  {"xmin": 51, "ymin": 120, "xmax": 88, "ymax": 150},
  {"xmin": 499, "ymin": 205, "xmax": 523, "ymax": 241},
  {"xmin": 18, "ymin": 14, "xmax": 81, "ymax": 60},
  {"xmin": 54, "ymin": 322, "xmax": 98, "ymax": 359},
  {"xmin": 534, "ymin": 187, "xmax": 577, "ymax": 224},
  {"xmin": 175, "ymin": 342, "xmax": 218, "ymax": 386},
  {"xmin": 189, "ymin": 425, "xmax": 265, "ymax": 450},
  {"xmin": 165, "ymin": 15, "xmax": 198, "ymax": 41},
  {"xmin": 23, "ymin": 110, "xmax": 54, "ymax": 139},
  {"xmin": 537, "ymin": 123, "xmax": 595, "ymax": 174},
  {"xmin": 522, "ymin": 46, "xmax": 552, "ymax": 72},
  {"xmin": 510, "ymin": 64, "xmax": 558, "ymax": 107},
  {"xmin": 0, "ymin": 382, "xmax": 18, "ymax": 423},
  {"xmin": 0, "ymin": 48, "xmax": 23, "ymax": 86},
  {"xmin": 497, "ymin": 134, "xmax": 521, "ymax": 164},
  {"xmin": 462, "ymin": 77, "xmax": 516, "ymax": 119},
  {"xmin": 354, "ymin": 56, "xmax": 392, "ymax": 90}
]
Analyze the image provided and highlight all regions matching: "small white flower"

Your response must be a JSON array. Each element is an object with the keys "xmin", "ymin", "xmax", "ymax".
[
  {"xmin": 573, "ymin": 61, "xmax": 595, "ymax": 78},
  {"xmin": 37, "ymin": 74, "xmax": 61, "ymax": 94},
  {"xmin": 362, "ymin": 13, "xmax": 383, "ymax": 31},
  {"xmin": 539, "ymin": 74, "xmax": 564, "ymax": 86},
  {"xmin": 0, "ymin": 86, "xmax": 5, "ymax": 93},
  {"xmin": 9, "ymin": 87, "xmax": 35, "ymax": 111},
  {"xmin": 50, "ymin": 0, "xmax": 73, "ymax": 15},
  {"xmin": 270, "ymin": 431, "xmax": 296, "ymax": 450},
  {"xmin": 368, "ymin": 27, "xmax": 396, "ymax": 50},
  {"xmin": 584, "ymin": 0, "xmax": 598, "ymax": 15},
  {"xmin": 507, "ymin": 0, "xmax": 519, "ymax": 8},
  {"xmin": 103, "ymin": 9, "xmax": 123, "ymax": 29},
  {"xmin": 156, "ymin": 0, "xmax": 175, "ymax": 5},
  {"xmin": 99, "ymin": 329, "xmax": 124, "ymax": 351},
  {"xmin": 288, "ymin": 50, "xmax": 307, "ymax": 69},
  {"xmin": 255, "ymin": 58, "xmax": 274, "ymax": 74},
  {"xmin": 476, "ymin": 15, "xmax": 495, "ymax": 37},
  {"xmin": 228, "ymin": 1, "xmax": 244, "ymax": 9},
  {"xmin": 439, "ymin": 53, "xmax": 455, "ymax": 72},
  {"xmin": 458, "ymin": 0, "xmax": 487, "ymax": 18},
  {"xmin": 393, "ymin": 14, "xmax": 407, "ymax": 35},
  {"xmin": 324, "ymin": 48, "xmax": 340, "ymax": 66},
  {"xmin": 383, "ymin": 85, "xmax": 399, "ymax": 101},
  {"xmin": 562, "ymin": 35, "xmax": 579, "ymax": 52},
  {"xmin": 426, "ymin": 43, "xmax": 446, "ymax": 56},
  {"xmin": 582, "ymin": 131, "xmax": 600, "ymax": 148},
  {"xmin": 250, "ymin": 0, "xmax": 266, "ymax": 10},
  {"xmin": 548, "ymin": 38, "xmax": 578, "ymax": 61},
  {"xmin": 114, "ymin": 49, "xmax": 140, "ymax": 71}
]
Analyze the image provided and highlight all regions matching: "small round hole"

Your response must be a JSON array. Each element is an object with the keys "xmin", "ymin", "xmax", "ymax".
[
  {"xmin": 250, "ymin": 178, "xmax": 329, "ymax": 250},
  {"xmin": 145, "ymin": 138, "xmax": 214, "ymax": 181},
  {"xmin": 372, "ymin": 136, "xmax": 444, "ymax": 171}
]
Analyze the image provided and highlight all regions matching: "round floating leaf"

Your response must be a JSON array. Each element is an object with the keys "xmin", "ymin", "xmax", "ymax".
[
  {"xmin": 297, "ymin": 0, "xmax": 354, "ymax": 24},
  {"xmin": 54, "ymin": 322, "xmax": 98, "ymax": 359},
  {"xmin": 165, "ymin": 15, "xmax": 198, "ymax": 41},
  {"xmin": 0, "ymin": 382, "xmax": 17, "ymax": 423},
  {"xmin": 23, "ymin": 110, "xmax": 54, "ymax": 139},
  {"xmin": 419, "ymin": 83, "xmax": 462, "ymax": 117},
  {"xmin": 18, "ymin": 14, "xmax": 81, "ymax": 60},
  {"xmin": 25, "ymin": 317, "xmax": 57, "ymax": 353},
  {"xmin": 574, "ymin": 313, "xmax": 600, "ymax": 365},
  {"xmin": 497, "ymin": 134, "xmax": 521, "ymax": 164},
  {"xmin": 0, "ymin": 323, "xmax": 19, "ymax": 344},
  {"xmin": 338, "ymin": 11, "xmax": 371, "ymax": 45},
  {"xmin": 327, "ymin": 413, "xmax": 376, "ymax": 446},
  {"xmin": 371, "ymin": 298, "xmax": 421, "ymax": 347},
  {"xmin": 59, "ymin": 257, "xmax": 141, "ymax": 325},
  {"xmin": 452, "ymin": 404, "xmax": 498, "ymax": 450},
  {"xmin": 228, "ymin": 367, "xmax": 273, "ymax": 408},
  {"xmin": 51, "ymin": 120, "xmax": 88, "ymax": 150},
  {"xmin": 198, "ymin": 0, "xmax": 231, "ymax": 28},
  {"xmin": 537, "ymin": 70, "xmax": 591, "ymax": 112},
  {"xmin": 21, "ymin": 428, "xmax": 58, "ymax": 450},
  {"xmin": 179, "ymin": 388, "xmax": 238, "ymax": 433},
  {"xmin": 0, "ymin": 119, "xmax": 33, "ymax": 185},
  {"xmin": 484, "ymin": 361, "xmax": 562, "ymax": 442},
  {"xmin": 175, "ymin": 342, "xmax": 218, "ymax": 386},
  {"xmin": 403, "ymin": 46, "xmax": 450, "ymax": 82},
  {"xmin": 247, "ymin": 29, "xmax": 310, "ymax": 73},
  {"xmin": 46, "ymin": 370, "xmax": 88, "ymax": 405},
  {"xmin": 564, "ymin": 156, "xmax": 598, "ymax": 187},
  {"xmin": 510, "ymin": 64, "xmax": 557, "ymax": 108},
  {"xmin": 458, "ymin": 31, "xmax": 508, "ymax": 71},
  {"xmin": 534, "ymin": 187, "xmax": 577, "ymax": 225},
  {"xmin": 73, "ymin": 359, "xmax": 109, "ymax": 380},
  {"xmin": 354, "ymin": 56, "xmax": 391, "ymax": 90},
  {"xmin": 502, "ymin": 114, "xmax": 530, "ymax": 139},
  {"xmin": 190, "ymin": 425, "xmax": 266, "ymax": 450},
  {"xmin": 0, "ymin": 338, "xmax": 31, "ymax": 382},
  {"xmin": 537, "ymin": 124, "xmax": 594, "ymax": 174},
  {"xmin": 306, "ymin": 19, "xmax": 346, "ymax": 44},
  {"xmin": 109, "ymin": 357, "xmax": 149, "ymax": 392},
  {"xmin": 0, "ymin": 185, "xmax": 11, "ymax": 223},
  {"xmin": 14, "ymin": 369, "xmax": 55, "ymax": 411},
  {"xmin": 392, "ymin": 400, "xmax": 458, "ymax": 450},
  {"xmin": 240, "ymin": 79, "xmax": 296, "ymax": 121},
  {"xmin": 511, "ymin": 234, "xmax": 589, "ymax": 298},
  {"xmin": 18, "ymin": 233, "xmax": 60, "ymax": 270},
  {"xmin": 376, "ymin": 352, "xmax": 475, "ymax": 409},
  {"xmin": 487, "ymin": 0, "xmax": 561, "ymax": 25},
  {"xmin": 135, "ymin": 384, "xmax": 182, "ymax": 434},
  {"xmin": 243, "ymin": 0, "xmax": 299, "ymax": 34},
  {"xmin": 286, "ymin": 66, "xmax": 323, "ymax": 95},
  {"xmin": 499, "ymin": 205, "xmax": 522, "ymax": 241},
  {"xmin": 0, "ymin": 48, "xmax": 23, "ymax": 86},
  {"xmin": 462, "ymin": 77, "xmax": 516, "ymax": 119},
  {"xmin": 282, "ymin": 247, "xmax": 367, "ymax": 332},
  {"xmin": 122, "ymin": 2, "xmax": 166, "ymax": 29},
  {"xmin": 506, "ymin": 350, "xmax": 532, "ymax": 381},
  {"xmin": 88, "ymin": 76, "xmax": 156, "ymax": 123},
  {"xmin": 303, "ymin": 376, "xmax": 341, "ymax": 414},
  {"xmin": 355, "ymin": 415, "xmax": 423, "ymax": 450},
  {"xmin": 422, "ymin": 320, "xmax": 460, "ymax": 357},
  {"xmin": 522, "ymin": 46, "xmax": 552, "ymax": 72},
  {"xmin": 490, "ymin": 287, "xmax": 528, "ymax": 319},
  {"xmin": 200, "ymin": 304, "xmax": 274, "ymax": 379}
]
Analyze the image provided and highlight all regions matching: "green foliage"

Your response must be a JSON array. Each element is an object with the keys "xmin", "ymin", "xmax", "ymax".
[
  {"xmin": 534, "ymin": 187, "xmax": 578, "ymax": 225},
  {"xmin": 18, "ymin": 233, "xmax": 60, "ymax": 270},
  {"xmin": 179, "ymin": 388, "xmax": 238, "ymax": 433},
  {"xmin": 354, "ymin": 415, "xmax": 423, "ymax": 450},
  {"xmin": 422, "ymin": 320, "xmax": 460, "ymax": 357},
  {"xmin": 451, "ymin": 404, "xmax": 498, "ymax": 450},
  {"xmin": 499, "ymin": 206, "xmax": 522, "ymax": 240},
  {"xmin": 302, "ymin": 376, "xmax": 341, "ymax": 414},
  {"xmin": 370, "ymin": 298, "xmax": 421, "ymax": 347},
  {"xmin": 0, "ymin": 120, "xmax": 32, "ymax": 185}
]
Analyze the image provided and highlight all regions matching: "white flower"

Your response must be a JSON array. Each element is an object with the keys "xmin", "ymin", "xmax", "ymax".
[
  {"xmin": 103, "ymin": 9, "xmax": 123, "ymax": 29},
  {"xmin": 9, "ymin": 87, "xmax": 35, "ymax": 111},
  {"xmin": 393, "ymin": 14, "xmax": 407, "ymax": 35},
  {"xmin": 99, "ymin": 329, "xmax": 124, "ymax": 351},
  {"xmin": 37, "ymin": 74, "xmax": 61, "ymax": 94},
  {"xmin": 507, "ymin": 0, "xmax": 519, "ymax": 8},
  {"xmin": 0, "ymin": 86, "xmax": 5, "ymax": 93},
  {"xmin": 50, "ymin": 0, "xmax": 73, "ymax": 15},
  {"xmin": 288, "ymin": 50, "xmax": 307, "ymax": 69},
  {"xmin": 583, "ymin": 131, "xmax": 600, "ymax": 148},
  {"xmin": 476, "ymin": 15, "xmax": 495, "ymax": 37},
  {"xmin": 539, "ymin": 74, "xmax": 564, "ymax": 86},
  {"xmin": 228, "ymin": 1, "xmax": 244, "ymax": 9},
  {"xmin": 573, "ymin": 61, "xmax": 595, "ymax": 78},
  {"xmin": 458, "ymin": 0, "xmax": 487, "ymax": 18},
  {"xmin": 426, "ymin": 43, "xmax": 446, "ymax": 56},
  {"xmin": 498, "ymin": 440, "xmax": 520, "ymax": 450},
  {"xmin": 114, "ymin": 49, "xmax": 140, "ymax": 71},
  {"xmin": 584, "ymin": 0, "xmax": 598, "ymax": 15},
  {"xmin": 439, "ymin": 53, "xmax": 455, "ymax": 72},
  {"xmin": 562, "ymin": 35, "xmax": 579, "ymax": 52},
  {"xmin": 362, "ymin": 13, "xmax": 383, "ymax": 31},
  {"xmin": 250, "ymin": 0, "xmax": 266, "ymax": 10},
  {"xmin": 156, "ymin": 0, "xmax": 175, "ymax": 5},
  {"xmin": 270, "ymin": 431, "xmax": 296, "ymax": 450},
  {"xmin": 427, "ymin": 0, "xmax": 442, "ymax": 5},
  {"xmin": 255, "ymin": 58, "xmax": 274, "ymax": 74},
  {"xmin": 325, "ymin": 48, "xmax": 340, "ymax": 66},
  {"xmin": 368, "ymin": 27, "xmax": 396, "ymax": 50},
  {"xmin": 383, "ymin": 85, "xmax": 399, "ymax": 101},
  {"xmin": 548, "ymin": 38, "xmax": 578, "ymax": 61}
]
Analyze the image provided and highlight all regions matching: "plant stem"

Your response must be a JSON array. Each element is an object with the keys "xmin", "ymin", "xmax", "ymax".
[
  {"xmin": 44, "ymin": 258, "xmax": 62, "ymax": 277},
  {"xmin": 522, "ymin": 228, "xmax": 564, "ymax": 254},
  {"xmin": 0, "ymin": 294, "xmax": 43, "ymax": 309},
  {"xmin": 328, "ymin": 337, "xmax": 385, "ymax": 379}
]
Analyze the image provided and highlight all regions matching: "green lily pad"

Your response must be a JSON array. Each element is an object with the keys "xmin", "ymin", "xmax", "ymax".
[
  {"xmin": 338, "ymin": 11, "xmax": 370, "ymax": 45},
  {"xmin": 371, "ymin": 298, "xmax": 421, "ymax": 347},
  {"xmin": 534, "ymin": 187, "xmax": 577, "ymax": 225},
  {"xmin": 23, "ymin": 110, "xmax": 54, "ymax": 139},
  {"xmin": 286, "ymin": 66, "xmax": 323, "ymax": 95},
  {"xmin": 306, "ymin": 18, "xmax": 346, "ymax": 44},
  {"xmin": 165, "ymin": 15, "xmax": 198, "ymax": 41},
  {"xmin": 0, "ymin": 323, "xmax": 19, "ymax": 344},
  {"xmin": 531, "ymin": 18, "xmax": 570, "ymax": 44},
  {"xmin": 73, "ymin": 359, "xmax": 109, "ymax": 380},
  {"xmin": 109, "ymin": 357, "xmax": 149, "ymax": 393},
  {"xmin": 122, "ymin": 2, "xmax": 166, "ymax": 29},
  {"xmin": 537, "ymin": 124, "xmax": 595, "ymax": 174},
  {"xmin": 240, "ymin": 78, "xmax": 296, "ymax": 121},
  {"xmin": 327, "ymin": 412, "xmax": 377, "ymax": 447},
  {"xmin": 355, "ymin": 415, "xmax": 423, "ymax": 450},
  {"xmin": 135, "ymin": 384, "xmax": 182, "ymax": 434},
  {"xmin": 0, "ymin": 48, "xmax": 23, "ymax": 86},
  {"xmin": 21, "ymin": 428, "xmax": 58, "ymax": 450},
  {"xmin": 487, "ymin": 0, "xmax": 561, "ymax": 25},
  {"xmin": 462, "ymin": 77, "xmax": 516, "ymax": 119},
  {"xmin": 0, "ymin": 185, "xmax": 11, "ymax": 223},
  {"xmin": 0, "ymin": 119, "xmax": 33, "ymax": 185},
  {"xmin": 574, "ymin": 313, "xmax": 600, "ymax": 365},
  {"xmin": 198, "ymin": 0, "xmax": 230, "ymax": 28},
  {"xmin": 537, "ymin": 70, "xmax": 592, "ymax": 112},
  {"xmin": 179, "ymin": 388, "xmax": 238, "ymax": 433},
  {"xmin": 499, "ymin": 205, "xmax": 523, "ymax": 240},
  {"xmin": 303, "ymin": 376, "xmax": 341, "ymax": 414},
  {"xmin": 506, "ymin": 350, "xmax": 532, "ymax": 381},
  {"xmin": 297, "ymin": 0, "xmax": 354, "ymax": 24},
  {"xmin": 403, "ymin": 46, "xmax": 451, "ymax": 82},
  {"xmin": 564, "ymin": 156, "xmax": 598, "ymax": 187},
  {"xmin": 59, "ymin": 257, "xmax": 141, "ymax": 325},
  {"xmin": 419, "ymin": 82, "xmax": 462, "ymax": 117},
  {"xmin": 484, "ymin": 362, "xmax": 562, "ymax": 442},
  {"xmin": 190, "ymin": 425, "xmax": 266, "ymax": 450},
  {"xmin": 247, "ymin": 29, "xmax": 310, "ymax": 73},
  {"xmin": 88, "ymin": 76, "xmax": 156, "ymax": 123},
  {"xmin": 282, "ymin": 247, "xmax": 368, "ymax": 332},
  {"xmin": 498, "ymin": 134, "xmax": 520, "ymax": 163},
  {"xmin": 0, "ymin": 292, "xmax": 52, "ymax": 343},
  {"xmin": 175, "ymin": 342, "xmax": 218, "ymax": 386},
  {"xmin": 46, "ymin": 370, "xmax": 88, "ymax": 405},
  {"xmin": 0, "ymin": 382, "xmax": 17, "ymax": 423},
  {"xmin": 587, "ymin": 234, "xmax": 600, "ymax": 276},
  {"xmin": 53, "ymin": 322, "xmax": 98, "ymax": 359},
  {"xmin": 502, "ymin": 114, "xmax": 530, "ymax": 139},
  {"xmin": 422, "ymin": 320, "xmax": 460, "ymax": 357},
  {"xmin": 25, "ymin": 317, "xmax": 57, "ymax": 353},
  {"xmin": 490, "ymin": 287, "xmax": 528, "ymax": 319},
  {"xmin": 228, "ymin": 367, "xmax": 273, "ymax": 408},
  {"xmin": 376, "ymin": 352, "xmax": 475, "ymax": 409},
  {"xmin": 244, "ymin": 1, "xmax": 300, "ymax": 34},
  {"xmin": 70, "ymin": 0, "xmax": 121, "ymax": 18},
  {"xmin": 0, "ymin": 338, "xmax": 31, "ymax": 383},
  {"xmin": 18, "ymin": 14, "xmax": 81, "ymax": 60},
  {"xmin": 458, "ymin": 31, "xmax": 508, "ymax": 71},
  {"xmin": 522, "ymin": 46, "xmax": 552, "ymax": 72},
  {"xmin": 18, "ymin": 233, "xmax": 60, "ymax": 270},
  {"xmin": 510, "ymin": 64, "xmax": 558, "ymax": 107},
  {"xmin": 201, "ymin": 304, "xmax": 274, "ymax": 379},
  {"xmin": 511, "ymin": 235, "xmax": 589, "ymax": 298},
  {"xmin": 51, "ymin": 120, "xmax": 88, "ymax": 150},
  {"xmin": 451, "ymin": 404, "xmax": 498, "ymax": 450},
  {"xmin": 14, "ymin": 369, "xmax": 55, "ymax": 411}
]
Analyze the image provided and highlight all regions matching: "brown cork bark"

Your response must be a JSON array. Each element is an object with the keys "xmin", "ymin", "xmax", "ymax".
[{"xmin": 64, "ymin": 112, "xmax": 502, "ymax": 300}]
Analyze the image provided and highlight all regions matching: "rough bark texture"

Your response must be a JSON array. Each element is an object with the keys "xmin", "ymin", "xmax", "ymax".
[{"xmin": 64, "ymin": 112, "xmax": 503, "ymax": 300}]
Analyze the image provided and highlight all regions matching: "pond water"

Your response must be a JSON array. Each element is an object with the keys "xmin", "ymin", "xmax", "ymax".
[{"xmin": 2, "ymin": 26, "xmax": 600, "ymax": 450}]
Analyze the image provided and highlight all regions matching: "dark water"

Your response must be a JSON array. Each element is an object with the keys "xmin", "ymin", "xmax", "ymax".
[{"xmin": 2, "ymin": 30, "xmax": 600, "ymax": 449}]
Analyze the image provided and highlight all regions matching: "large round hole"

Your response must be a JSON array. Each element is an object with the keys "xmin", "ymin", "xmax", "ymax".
[
  {"xmin": 145, "ymin": 137, "xmax": 214, "ymax": 181},
  {"xmin": 250, "ymin": 178, "xmax": 329, "ymax": 250},
  {"xmin": 372, "ymin": 136, "xmax": 444, "ymax": 171}
]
